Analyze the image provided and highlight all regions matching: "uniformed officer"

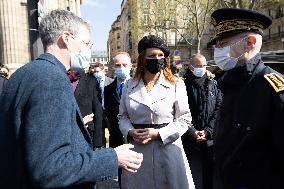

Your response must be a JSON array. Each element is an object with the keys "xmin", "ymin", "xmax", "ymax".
[{"xmin": 210, "ymin": 8, "xmax": 284, "ymax": 189}]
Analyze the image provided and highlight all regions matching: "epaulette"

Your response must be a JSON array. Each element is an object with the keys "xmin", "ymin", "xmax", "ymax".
[{"xmin": 264, "ymin": 73, "xmax": 284, "ymax": 93}]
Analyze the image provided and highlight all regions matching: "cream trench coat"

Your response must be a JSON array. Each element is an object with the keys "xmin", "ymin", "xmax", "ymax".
[{"xmin": 118, "ymin": 73, "xmax": 195, "ymax": 189}]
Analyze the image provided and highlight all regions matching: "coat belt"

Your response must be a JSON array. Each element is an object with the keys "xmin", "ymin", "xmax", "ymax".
[{"xmin": 132, "ymin": 123, "xmax": 168, "ymax": 129}]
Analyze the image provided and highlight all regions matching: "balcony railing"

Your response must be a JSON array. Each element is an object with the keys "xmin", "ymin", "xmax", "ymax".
[{"xmin": 263, "ymin": 31, "xmax": 284, "ymax": 41}]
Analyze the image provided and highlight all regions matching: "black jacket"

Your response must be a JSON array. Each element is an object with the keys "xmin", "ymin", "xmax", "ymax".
[
  {"xmin": 214, "ymin": 54, "xmax": 284, "ymax": 188},
  {"xmin": 182, "ymin": 71, "xmax": 222, "ymax": 147},
  {"xmin": 74, "ymin": 69, "xmax": 104, "ymax": 148},
  {"xmin": 0, "ymin": 75, "xmax": 7, "ymax": 96},
  {"xmin": 104, "ymin": 78, "xmax": 124, "ymax": 148}
]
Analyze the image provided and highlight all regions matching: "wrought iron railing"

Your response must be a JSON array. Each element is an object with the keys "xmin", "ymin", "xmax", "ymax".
[{"xmin": 263, "ymin": 31, "xmax": 284, "ymax": 41}]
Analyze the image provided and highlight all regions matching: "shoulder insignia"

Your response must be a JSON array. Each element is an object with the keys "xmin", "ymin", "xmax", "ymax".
[{"xmin": 264, "ymin": 73, "xmax": 284, "ymax": 93}]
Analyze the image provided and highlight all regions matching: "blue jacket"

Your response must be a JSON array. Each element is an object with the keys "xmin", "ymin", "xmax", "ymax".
[{"xmin": 0, "ymin": 53, "xmax": 118, "ymax": 189}]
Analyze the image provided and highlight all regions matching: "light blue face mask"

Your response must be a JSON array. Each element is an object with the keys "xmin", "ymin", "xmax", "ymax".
[
  {"xmin": 191, "ymin": 67, "xmax": 206, "ymax": 78},
  {"xmin": 214, "ymin": 37, "xmax": 247, "ymax": 71},
  {"xmin": 93, "ymin": 72, "xmax": 103, "ymax": 80},
  {"xmin": 115, "ymin": 67, "xmax": 130, "ymax": 80},
  {"xmin": 70, "ymin": 48, "xmax": 92, "ymax": 69}
]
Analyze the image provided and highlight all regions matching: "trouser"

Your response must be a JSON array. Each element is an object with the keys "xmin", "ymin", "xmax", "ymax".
[{"xmin": 186, "ymin": 145, "xmax": 214, "ymax": 189}]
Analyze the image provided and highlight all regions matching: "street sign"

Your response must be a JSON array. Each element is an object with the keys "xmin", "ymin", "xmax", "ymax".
[{"xmin": 173, "ymin": 50, "xmax": 182, "ymax": 67}]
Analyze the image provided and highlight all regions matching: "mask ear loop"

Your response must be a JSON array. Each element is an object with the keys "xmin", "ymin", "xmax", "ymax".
[
  {"xmin": 189, "ymin": 64, "xmax": 194, "ymax": 70},
  {"xmin": 230, "ymin": 36, "xmax": 248, "ymax": 61}
]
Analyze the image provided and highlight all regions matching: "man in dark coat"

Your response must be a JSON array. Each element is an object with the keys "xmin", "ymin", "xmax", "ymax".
[
  {"xmin": 68, "ymin": 68, "xmax": 105, "ymax": 149},
  {"xmin": 0, "ymin": 10, "xmax": 142, "ymax": 189},
  {"xmin": 90, "ymin": 62, "xmax": 114, "ymax": 147},
  {"xmin": 104, "ymin": 52, "xmax": 132, "ymax": 148},
  {"xmin": 210, "ymin": 8, "xmax": 284, "ymax": 188},
  {"xmin": 104, "ymin": 52, "xmax": 132, "ymax": 188},
  {"xmin": 182, "ymin": 53, "xmax": 222, "ymax": 189}
]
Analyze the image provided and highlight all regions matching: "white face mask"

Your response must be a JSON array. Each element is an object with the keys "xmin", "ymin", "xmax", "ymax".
[
  {"xmin": 191, "ymin": 67, "xmax": 206, "ymax": 78},
  {"xmin": 214, "ymin": 37, "xmax": 246, "ymax": 71},
  {"xmin": 71, "ymin": 48, "xmax": 92, "ymax": 69}
]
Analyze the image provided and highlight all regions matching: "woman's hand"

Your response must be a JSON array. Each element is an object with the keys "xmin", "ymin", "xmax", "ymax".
[{"xmin": 129, "ymin": 128, "xmax": 159, "ymax": 144}]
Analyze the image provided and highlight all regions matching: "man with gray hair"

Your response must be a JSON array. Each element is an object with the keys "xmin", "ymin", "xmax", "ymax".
[
  {"xmin": 182, "ymin": 53, "xmax": 222, "ymax": 189},
  {"xmin": 0, "ymin": 9, "xmax": 142, "ymax": 189},
  {"xmin": 210, "ymin": 8, "xmax": 284, "ymax": 188}
]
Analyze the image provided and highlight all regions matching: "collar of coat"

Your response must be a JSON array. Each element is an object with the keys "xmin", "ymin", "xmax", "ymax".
[
  {"xmin": 127, "ymin": 71, "xmax": 174, "ymax": 111},
  {"xmin": 36, "ymin": 53, "xmax": 68, "ymax": 74}
]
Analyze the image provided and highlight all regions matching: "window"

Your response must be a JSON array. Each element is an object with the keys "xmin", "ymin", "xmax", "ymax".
[
  {"xmin": 126, "ymin": 32, "xmax": 132, "ymax": 49},
  {"xmin": 142, "ymin": 0, "xmax": 149, "ymax": 9},
  {"xmin": 268, "ymin": 9, "xmax": 273, "ymax": 19},
  {"xmin": 169, "ymin": 31, "xmax": 176, "ymax": 46},
  {"xmin": 276, "ymin": 6, "xmax": 284, "ymax": 18},
  {"xmin": 143, "ymin": 14, "xmax": 149, "ymax": 26},
  {"xmin": 156, "ymin": 31, "xmax": 162, "ymax": 38}
]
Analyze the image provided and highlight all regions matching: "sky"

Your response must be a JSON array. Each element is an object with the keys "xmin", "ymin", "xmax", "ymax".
[{"xmin": 80, "ymin": 0, "xmax": 123, "ymax": 52}]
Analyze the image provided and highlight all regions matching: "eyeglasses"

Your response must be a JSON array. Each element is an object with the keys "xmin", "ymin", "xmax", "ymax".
[
  {"xmin": 70, "ymin": 34, "xmax": 93, "ymax": 49},
  {"xmin": 214, "ymin": 36, "xmax": 247, "ymax": 48}
]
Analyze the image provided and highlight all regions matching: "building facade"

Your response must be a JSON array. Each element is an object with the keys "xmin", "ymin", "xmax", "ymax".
[
  {"xmin": 0, "ymin": 0, "xmax": 84, "ymax": 73},
  {"xmin": 108, "ymin": 0, "xmax": 217, "ymax": 73},
  {"xmin": 91, "ymin": 50, "xmax": 109, "ymax": 65},
  {"xmin": 262, "ymin": 6, "xmax": 284, "ymax": 52},
  {"xmin": 90, "ymin": 50, "xmax": 110, "ymax": 73},
  {"xmin": 108, "ymin": 0, "xmax": 284, "ymax": 72},
  {"xmin": 107, "ymin": 15, "xmax": 122, "ymax": 61}
]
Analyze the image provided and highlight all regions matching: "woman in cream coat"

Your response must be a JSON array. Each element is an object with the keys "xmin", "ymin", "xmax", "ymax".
[{"xmin": 118, "ymin": 35, "xmax": 195, "ymax": 189}]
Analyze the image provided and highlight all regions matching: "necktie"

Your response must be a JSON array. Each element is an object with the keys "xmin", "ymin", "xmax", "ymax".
[
  {"xmin": 67, "ymin": 69, "xmax": 80, "ymax": 82},
  {"xmin": 119, "ymin": 83, "xmax": 124, "ymax": 98},
  {"xmin": 99, "ymin": 79, "xmax": 104, "ymax": 96}
]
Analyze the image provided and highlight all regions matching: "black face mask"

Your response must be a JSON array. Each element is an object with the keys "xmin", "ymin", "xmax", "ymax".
[{"xmin": 144, "ymin": 58, "xmax": 164, "ymax": 74}]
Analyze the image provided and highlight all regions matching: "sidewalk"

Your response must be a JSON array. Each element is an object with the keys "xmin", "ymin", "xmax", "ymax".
[{"xmin": 96, "ymin": 179, "xmax": 120, "ymax": 189}]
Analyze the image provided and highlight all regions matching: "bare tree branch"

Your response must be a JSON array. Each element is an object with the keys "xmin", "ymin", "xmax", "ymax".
[{"xmin": 249, "ymin": 0, "xmax": 257, "ymax": 9}]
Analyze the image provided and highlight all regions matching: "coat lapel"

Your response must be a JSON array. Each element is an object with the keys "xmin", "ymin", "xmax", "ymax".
[
  {"xmin": 128, "ymin": 79, "xmax": 153, "ymax": 110},
  {"xmin": 151, "ymin": 74, "xmax": 171, "ymax": 104},
  {"xmin": 128, "ymin": 73, "xmax": 172, "ymax": 110},
  {"xmin": 74, "ymin": 101, "xmax": 92, "ymax": 144},
  {"xmin": 110, "ymin": 79, "xmax": 120, "ymax": 103},
  {"xmin": 74, "ymin": 75, "xmax": 87, "ymax": 96}
]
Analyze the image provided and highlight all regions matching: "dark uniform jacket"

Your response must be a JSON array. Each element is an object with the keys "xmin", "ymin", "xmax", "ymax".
[
  {"xmin": 74, "ymin": 69, "xmax": 104, "ymax": 148},
  {"xmin": 183, "ymin": 71, "xmax": 222, "ymax": 148},
  {"xmin": 104, "ymin": 78, "xmax": 124, "ymax": 148},
  {"xmin": 0, "ymin": 53, "xmax": 118, "ymax": 189},
  {"xmin": 214, "ymin": 54, "xmax": 284, "ymax": 188}
]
